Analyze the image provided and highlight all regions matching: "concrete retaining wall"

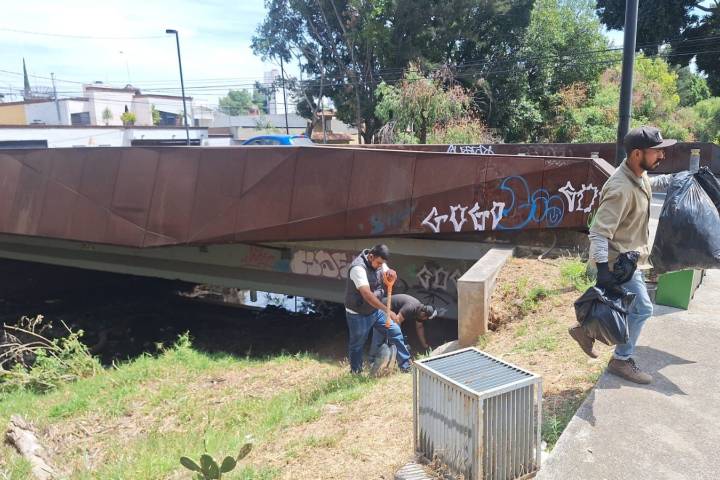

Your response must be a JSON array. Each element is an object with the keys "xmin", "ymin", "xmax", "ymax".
[{"xmin": 457, "ymin": 247, "xmax": 514, "ymax": 346}]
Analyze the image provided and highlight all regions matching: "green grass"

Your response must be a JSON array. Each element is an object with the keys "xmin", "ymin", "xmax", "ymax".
[
  {"xmin": 560, "ymin": 259, "xmax": 594, "ymax": 293},
  {"xmin": 520, "ymin": 285, "xmax": 553, "ymax": 315},
  {"xmin": 512, "ymin": 329, "xmax": 559, "ymax": 353},
  {"xmin": 0, "ymin": 336, "xmax": 374, "ymax": 479},
  {"xmin": 542, "ymin": 395, "xmax": 587, "ymax": 450}
]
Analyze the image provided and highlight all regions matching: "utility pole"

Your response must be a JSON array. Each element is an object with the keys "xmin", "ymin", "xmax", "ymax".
[
  {"xmin": 166, "ymin": 29, "xmax": 191, "ymax": 145},
  {"xmin": 615, "ymin": 0, "xmax": 639, "ymax": 165},
  {"xmin": 119, "ymin": 51, "xmax": 131, "ymax": 84},
  {"xmin": 51, "ymin": 73, "xmax": 61, "ymax": 124},
  {"xmin": 280, "ymin": 57, "xmax": 289, "ymax": 134},
  {"xmin": 320, "ymin": 96, "xmax": 327, "ymax": 144}
]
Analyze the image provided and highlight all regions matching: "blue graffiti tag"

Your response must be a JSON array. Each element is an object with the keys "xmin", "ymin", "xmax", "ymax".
[
  {"xmin": 496, "ymin": 176, "xmax": 565, "ymax": 230},
  {"xmin": 370, "ymin": 206, "xmax": 414, "ymax": 234}
]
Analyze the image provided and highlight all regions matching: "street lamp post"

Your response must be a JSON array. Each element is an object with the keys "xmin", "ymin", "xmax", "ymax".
[{"xmin": 165, "ymin": 29, "xmax": 190, "ymax": 145}]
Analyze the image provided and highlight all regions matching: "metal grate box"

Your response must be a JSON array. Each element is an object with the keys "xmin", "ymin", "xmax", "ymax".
[{"xmin": 413, "ymin": 347, "xmax": 542, "ymax": 480}]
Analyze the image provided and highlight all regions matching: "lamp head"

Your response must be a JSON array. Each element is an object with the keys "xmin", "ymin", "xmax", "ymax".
[{"xmin": 165, "ymin": 29, "xmax": 177, "ymax": 34}]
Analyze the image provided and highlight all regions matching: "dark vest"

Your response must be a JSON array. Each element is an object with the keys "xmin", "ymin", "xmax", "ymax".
[{"xmin": 344, "ymin": 249, "xmax": 383, "ymax": 315}]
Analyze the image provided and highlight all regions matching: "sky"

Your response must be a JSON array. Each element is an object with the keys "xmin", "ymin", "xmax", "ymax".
[
  {"xmin": 0, "ymin": 1, "xmax": 708, "ymax": 110},
  {"xmin": 0, "ymin": 0, "xmax": 292, "ymax": 108}
]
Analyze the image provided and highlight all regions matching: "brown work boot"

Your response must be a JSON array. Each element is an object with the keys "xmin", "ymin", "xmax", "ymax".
[
  {"xmin": 568, "ymin": 324, "xmax": 599, "ymax": 358},
  {"xmin": 607, "ymin": 358, "xmax": 652, "ymax": 384}
]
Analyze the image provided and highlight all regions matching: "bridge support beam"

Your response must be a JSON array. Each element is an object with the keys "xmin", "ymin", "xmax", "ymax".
[{"xmin": 457, "ymin": 247, "xmax": 514, "ymax": 347}]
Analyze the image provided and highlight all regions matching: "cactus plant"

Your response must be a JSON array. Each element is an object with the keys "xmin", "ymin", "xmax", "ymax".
[{"xmin": 180, "ymin": 437, "xmax": 253, "ymax": 479}]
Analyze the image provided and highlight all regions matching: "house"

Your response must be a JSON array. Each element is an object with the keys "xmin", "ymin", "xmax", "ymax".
[
  {"xmin": 0, "ymin": 82, "xmax": 195, "ymax": 127},
  {"xmin": 310, "ymin": 110, "xmax": 354, "ymax": 144}
]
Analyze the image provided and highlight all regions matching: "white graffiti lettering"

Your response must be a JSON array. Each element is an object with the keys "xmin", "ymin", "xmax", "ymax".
[
  {"xmin": 290, "ymin": 249, "xmax": 352, "ymax": 279},
  {"xmin": 447, "ymin": 144, "xmax": 495, "ymax": 155},
  {"xmin": 422, "ymin": 202, "xmax": 505, "ymax": 233},
  {"xmin": 421, "ymin": 207, "xmax": 449, "ymax": 233},
  {"xmin": 558, "ymin": 181, "xmax": 599, "ymax": 213},
  {"xmin": 415, "ymin": 264, "xmax": 464, "ymax": 292},
  {"xmin": 449, "ymin": 205, "xmax": 468, "ymax": 231}
]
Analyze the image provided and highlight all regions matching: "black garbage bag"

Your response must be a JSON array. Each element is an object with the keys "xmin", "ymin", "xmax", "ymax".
[
  {"xmin": 612, "ymin": 251, "xmax": 640, "ymax": 284},
  {"xmin": 695, "ymin": 166, "xmax": 720, "ymax": 212},
  {"xmin": 650, "ymin": 171, "xmax": 720, "ymax": 274},
  {"xmin": 574, "ymin": 287, "xmax": 636, "ymax": 346}
]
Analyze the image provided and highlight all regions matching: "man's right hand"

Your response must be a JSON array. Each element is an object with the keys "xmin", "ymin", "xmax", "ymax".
[
  {"xmin": 595, "ymin": 262, "xmax": 615, "ymax": 289},
  {"xmin": 387, "ymin": 310, "xmax": 399, "ymax": 324}
]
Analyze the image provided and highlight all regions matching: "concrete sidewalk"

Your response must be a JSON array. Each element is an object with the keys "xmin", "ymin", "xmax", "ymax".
[{"xmin": 536, "ymin": 270, "xmax": 720, "ymax": 480}]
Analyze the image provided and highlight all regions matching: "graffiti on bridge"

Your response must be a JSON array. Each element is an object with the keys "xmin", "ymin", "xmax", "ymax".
[
  {"xmin": 495, "ymin": 176, "xmax": 565, "ymax": 230},
  {"xmin": 558, "ymin": 181, "xmax": 599, "ymax": 213},
  {"xmin": 290, "ymin": 249, "xmax": 353, "ymax": 279},
  {"xmin": 370, "ymin": 206, "xmax": 413, "ymax": 234},
  {"xmin": 420, "ymin": 176, "xmax": 599, "ymax": 233},
  {"xmin": 240, "ymin": 246, "xmax": 279, "ymax": 270},
  {"xmin": 446, "ymin": 144, "xmax": 495, "ymax": 155},
  {"xmin": 411, "ymin": 262, "xmax": 464, "ymax": 318},
  {"xmin": 421, "ymin": 202, "xmax": 505, "ymax": 233}
]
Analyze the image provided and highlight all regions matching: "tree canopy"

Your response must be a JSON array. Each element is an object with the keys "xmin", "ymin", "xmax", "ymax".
[
  {"xmin": 597, "ymin": 0, "xmax": 720, "ymax": 94},
  {"xmin": 219, "ymin": 89, "xmax": 255, "ymax": 115}
]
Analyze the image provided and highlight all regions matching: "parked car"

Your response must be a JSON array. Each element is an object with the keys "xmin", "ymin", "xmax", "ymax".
[{"xmin": 241, "ymin": 134, "xmax": 314, "ymax": 146}]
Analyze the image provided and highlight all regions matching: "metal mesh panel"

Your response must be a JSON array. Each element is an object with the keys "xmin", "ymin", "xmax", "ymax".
[{"xmin": 414, "ymin": 348, "xmax": 542, "ymax": 480}]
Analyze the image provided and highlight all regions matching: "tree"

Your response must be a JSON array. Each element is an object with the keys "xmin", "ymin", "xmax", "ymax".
[
  {"xmin": 676, "ymin": 66, "xmax": 712, "ymax": 107},
  {"xmin": 120, "ymin": 111, "xmax": 136, "ymax": 126},
  {"xmin": 252, "ymin": 83, "xmax": 269, "ymax": 114},
  {"xmin": 555, "ymin": 55, "xmax": 692, "ymax": 142},
  {"xmin": 151, "ymin": 104, "xmax": 161, "ymax": 125},
  {"xmin": 219, "ymin": 89, "xmax": 254, "ymax": 115},
  {"xmin": 689, "ymin": 97, "xmax": 720, "ymax": 142},
  {"xmin": 597, "ymin": 0, "xmax": 720, "ymax": 94},
  {"xmin": 375, "ymin": 65, "xmax": 472, "ymax": 144},
  {"xmin": 508, "ymin": 0, "xmax": 616, "ymax": 142},
  {"xmin": 101, "ymin": 107, "xmax": 113, "ymax": 126},
  {"xmin": 252, "ymin": 0, "xmax": 534, "ymax": 143}
]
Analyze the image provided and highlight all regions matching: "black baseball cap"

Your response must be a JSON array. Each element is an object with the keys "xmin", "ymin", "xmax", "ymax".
[{"xmin": 623, "ymin": 126, "xmax": 677, "ymax": 152}]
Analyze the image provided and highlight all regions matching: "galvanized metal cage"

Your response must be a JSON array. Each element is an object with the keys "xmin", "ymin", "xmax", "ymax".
[{"xmin": 413, "ymin": 347, "xmax": 542, "ymax": 480}]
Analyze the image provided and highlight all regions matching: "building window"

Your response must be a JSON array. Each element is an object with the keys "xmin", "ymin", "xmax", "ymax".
[
  {"xmin": 71, "ymin": 112, "xmax": 91, "ymax": 126},
  {"xmin": 158, "ymin": 111, "xmax": 179, "ymax": 126}
]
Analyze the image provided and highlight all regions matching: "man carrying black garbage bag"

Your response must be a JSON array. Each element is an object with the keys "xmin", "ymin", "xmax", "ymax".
[{"xmin": 568, "ymin": 126, "xmax": 676, "ymax": 384}]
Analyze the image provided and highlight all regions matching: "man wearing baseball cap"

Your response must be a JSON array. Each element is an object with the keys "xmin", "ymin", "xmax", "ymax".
[
  {"xmin": 369, "ymin": 294, "xmax": 437, "ymax": 360},
  {"xmin": 569, "ymin": 126, "xmax": 676, "ymax": 384}
]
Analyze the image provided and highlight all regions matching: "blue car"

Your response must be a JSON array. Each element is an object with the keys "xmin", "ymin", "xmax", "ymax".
[{"xmin": 241, "ymin": 134, "xmax": 314, "ymax": 146}]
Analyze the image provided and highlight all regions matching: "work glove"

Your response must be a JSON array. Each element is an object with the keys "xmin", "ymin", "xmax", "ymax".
[{"xmin": 595, "ymin": 262, "xmax": 616, "ymax": 290}]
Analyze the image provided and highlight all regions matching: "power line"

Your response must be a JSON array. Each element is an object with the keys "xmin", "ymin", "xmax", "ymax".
[{"xmin": 0, "ymin": 27, "xmax": 164, "ymax": 40}]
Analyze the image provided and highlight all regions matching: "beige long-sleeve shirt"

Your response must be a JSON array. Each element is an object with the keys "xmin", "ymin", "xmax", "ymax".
[{"xmin": 589, "ymin": 160, "xmax": 673, "ymax": 270}]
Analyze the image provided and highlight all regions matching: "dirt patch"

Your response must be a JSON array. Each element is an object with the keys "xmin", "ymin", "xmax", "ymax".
[
  {"xmin": 249, "ymin": 373, "xmax": 413, "ymax": 480},
  {"xmin": 483, "ymin": 257, "xmax": 611, "ymax": 446}
]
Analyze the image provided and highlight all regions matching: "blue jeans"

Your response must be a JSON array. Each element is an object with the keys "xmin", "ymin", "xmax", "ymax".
[
  {"xmin": 345, "ymin": 309, "xmax": 411, "ymax": 373},
  {"xmin": 614, "ymin": 270, "xmax": 654, "ymax": 360}
]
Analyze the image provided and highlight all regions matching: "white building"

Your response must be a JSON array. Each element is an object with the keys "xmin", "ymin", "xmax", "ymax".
[
  {"xmin": 0, "ymin": 83, "xmax": 195, "ymax": 127},
  {"xmin": 263, "ymin": 69, "xmax": 296, "ymax": 115},
  {"xmin": 0, "ymin": 125, "xmax": 209, "ymax": 148}
]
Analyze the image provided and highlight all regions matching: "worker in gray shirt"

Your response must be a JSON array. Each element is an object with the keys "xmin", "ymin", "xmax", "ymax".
[
  {"xmin": 369, "ymin": 294, "xmax": 437, "ymax": 360},
  {"xmin": 569, "ymin": 126, "xmax": 675, "ymax": 384}
]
